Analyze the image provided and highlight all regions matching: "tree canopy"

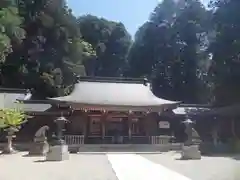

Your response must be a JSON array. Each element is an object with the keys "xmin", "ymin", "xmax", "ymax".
[{"xmin": 0, "ymin": 0, "xmax": 239, "ymax": 106}]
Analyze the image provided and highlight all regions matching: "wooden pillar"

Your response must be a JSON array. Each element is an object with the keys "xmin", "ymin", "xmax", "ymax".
[
  {"xmin": 101, "ymin": 119, "xmax": 105, "ymax": 139},
  {"xmin": 101, "ymin": 110, "xmax": 107, "ymax": 139},
  {"xmin": 82, "ymin": 110, "xmax": 89, "ymax": 138},
  {"xmin": 83, "ymin": 112, "xmax": 88, "ymax": 137},
  {"xmin": 144, "ymin": 112, "xmax": 150, "ymax": 137},
  {"xmin": 128, "ymin": 111, "xmax": 133, "ymax": 140}
]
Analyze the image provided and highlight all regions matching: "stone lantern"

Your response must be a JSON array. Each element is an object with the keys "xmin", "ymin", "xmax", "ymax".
[
  {"xmin": 181, "ymin": 118, "xmax": 201, "ymax": 160},
  {"xmin": 46, "ymin": 116, "xmax": 69, "ymax": 161},
  {"xmin": 52, "ymin": 116, "xmax": 68, "ymax": 145},
  {"xmin": 182, "ymin": 118, "xmax": 194, "ymax": 146}
]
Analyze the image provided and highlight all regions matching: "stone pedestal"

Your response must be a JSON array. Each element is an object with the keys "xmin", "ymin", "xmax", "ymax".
[
  {"xmin": 2, "ymin": 146, "xmax": 17, "ymax": 154},
  {"xmin": 46, "ymin": 145, "xmax": 69, "ymax": 161},
  {"xmin": 181, "ymin": 145, "xmax": 201, "ymax": 160},
  {"xmin": 29, "ymin": 141, "xmax": 49, "ymax": 156},
  {"xmin": 2, "ymin": 135, "xmax": 17, "ymax": 154}
]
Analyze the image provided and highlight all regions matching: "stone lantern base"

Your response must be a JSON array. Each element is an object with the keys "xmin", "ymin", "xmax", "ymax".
[
  {"xmin": 46, "ymin": 144, "xmax": 69, "ymax": 161},
  {"xmin": 2, "ymin": 147, "xmax": 17, "ymax": 154},
  {"xmin": 181, "ymin": 145, "xmax": 201, "ymax": 160}
]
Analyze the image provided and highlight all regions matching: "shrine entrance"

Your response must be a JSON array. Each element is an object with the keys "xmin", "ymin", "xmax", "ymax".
[
  {"xmin": 86, "ymin": 113, "xmax": 145, "ymax": 144},
  {"xmin": 105, "ymin": 117, "xmax": 127, "ymax": 136}
]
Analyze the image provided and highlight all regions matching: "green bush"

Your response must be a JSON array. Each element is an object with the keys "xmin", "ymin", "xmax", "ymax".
[{"xmin": 0, "ymin": 108, "xmax": 27, "ymax": 133}]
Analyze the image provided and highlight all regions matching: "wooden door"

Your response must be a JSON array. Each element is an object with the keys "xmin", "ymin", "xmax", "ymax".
[{"xmin": 89, "ymin": 117, "xmax": 101, "ymax": 136}]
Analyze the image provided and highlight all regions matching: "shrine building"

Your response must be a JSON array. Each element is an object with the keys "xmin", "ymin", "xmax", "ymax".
[{"xmin": 17, "ymin": 76, "xmax": 180, "ymax": 145}]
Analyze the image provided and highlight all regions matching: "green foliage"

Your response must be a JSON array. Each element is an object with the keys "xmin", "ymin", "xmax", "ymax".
[
  {"xmin": 0, "ymin": 0, "xmax": 239, "ymax": 106},
  {"xmin": 78, "ymin": 15, "xmax": 132, "ymax": 77},
  {"xmin": 0, "ymin": 32, "xmax": 11, "ymax": 62},
  {"xmin": 0, "ymin": 0, "xmax": 97, "ymax": 98},
  {"xmin": 0, "ymin": 107, "xmax": 26, "ymax": 132},
  {"xmin": 126, "ymin": 0, "xmax": 210, "ymax": 103},
  {"xmin": 0, "ymin": 1, "xmax": 129, "ymax": 97},
  {"xmin": 0, "ymin": 4, "xmax": 25, "ymax": 62},
  {"xmin": 208, "ymin": 0, "xmax": 240, "ymax": 105}
]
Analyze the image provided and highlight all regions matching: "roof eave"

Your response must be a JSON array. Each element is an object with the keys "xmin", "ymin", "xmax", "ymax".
[{"xmin": 0, "ymin": 88, "xmax": 29, "ymax": 94}]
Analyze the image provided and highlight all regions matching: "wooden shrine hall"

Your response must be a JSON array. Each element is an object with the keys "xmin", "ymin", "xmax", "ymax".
[{"xmin": 18, "ymin": 77, "xmax": 180, "ymax": 145}]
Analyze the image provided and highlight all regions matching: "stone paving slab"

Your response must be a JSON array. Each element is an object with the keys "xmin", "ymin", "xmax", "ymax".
[
  {"xmin": 1, "ymin": 151, "xmax": 240, "ymax": 180},
  {"xmin": 0, "ymin": 152, "xmax": 118, "ymax": 180},
  {"xmin": 143, "ymin": 151, "xmax": 240, "ymax": 180}
]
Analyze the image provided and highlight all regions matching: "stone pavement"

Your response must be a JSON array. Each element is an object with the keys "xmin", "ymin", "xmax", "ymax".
[
  {"xmin": 0, "ymin": 151, "xmax": 239, "ymax": 180},
  {"xmin": 143, "ymin": 151, "xmax": 240, "ymax": 180}
]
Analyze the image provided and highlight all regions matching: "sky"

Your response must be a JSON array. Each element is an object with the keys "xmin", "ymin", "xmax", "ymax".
[{"xmin": 67, "ymin": 0, "xmax": 209, "ymax": 37}]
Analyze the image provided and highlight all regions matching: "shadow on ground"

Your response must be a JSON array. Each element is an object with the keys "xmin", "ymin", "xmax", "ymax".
[{"xmin": 22, "ymin": 153, "xmax": 44, "ymax": 157}]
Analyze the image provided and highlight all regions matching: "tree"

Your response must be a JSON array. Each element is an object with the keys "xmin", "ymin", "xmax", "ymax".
[
  {"xmin": 169, "ymin": 0, "xmax": 210, "ymax": 102},
  {"xmin": 78, "ymin": 15, "xmax": 132, "ymax": 77},
  {"xmin": 0, "ymin": 107, "xmax": 27, "ymax": 154},
  {"xmin": 1, "ymin": 0, "xmax": 95, "ymax": 98},
  {"xmin": 208, "ymin": 0, "xmax": 240, "ymax": 105},
  {"xmin": 0, "ymin": 0, "xmax": 25, "ymax": 62},
  {"xmin": 126, "ymin": 0, "xmax": 210, "ymax": 103},
  {"xmin": 0, "ymin": 1, "xmax": 134, "ymax": 98},
  {"xmin": 96, "ymin": 23, "xmax": 132, "ymax": 76}
]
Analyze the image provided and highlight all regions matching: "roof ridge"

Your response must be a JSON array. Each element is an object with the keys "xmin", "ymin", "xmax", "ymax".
[{"xmin": 78, "ymin": 76, "xmax": 149, "ymax": 85}]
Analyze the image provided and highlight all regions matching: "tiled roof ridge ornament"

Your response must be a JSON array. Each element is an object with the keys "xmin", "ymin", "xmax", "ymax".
[
  {"xmin": 143, "ymin": 78, "xmax": 148, "ymax": 86},
  {"xmin": 143, "ymin": 78, "xmax": 153, "ymax": 91},
  {"xmin": 73, "ymin": 73, "xmax": 81, "ymax": 83},
  {"xmin": 24, "ymin": 90, "xmax": 32, "ymax": 100}
]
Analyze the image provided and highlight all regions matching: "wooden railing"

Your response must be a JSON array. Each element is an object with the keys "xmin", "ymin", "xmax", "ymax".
[
  {"xmin": 150, "ymin": 136, "xmax": 172, "ymax": 145},
  {"xmin": 64, "ymin": 135, "xmax": 84, "ymax": 145},
  {"xmin": 85, "ymin": 135, "xmax": 150, "ymax": 144},
  {"xmin": 63, "ymin": 135, "xmax": 172, "ymax": 145}
]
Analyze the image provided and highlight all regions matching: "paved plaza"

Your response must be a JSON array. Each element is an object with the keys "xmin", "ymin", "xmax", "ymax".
[{"xmin": 0, "ymin": 151, "xmax": 240, "ymax": 180}]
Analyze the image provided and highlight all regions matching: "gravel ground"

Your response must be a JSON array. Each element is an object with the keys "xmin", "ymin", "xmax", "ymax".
[
  {"xmin": 143, "ymin": 151, "xmax": 240, "ymax": 180},
  {"xmin": 0, "ymin": 151, "xmax": 240, "ymax": 180}
]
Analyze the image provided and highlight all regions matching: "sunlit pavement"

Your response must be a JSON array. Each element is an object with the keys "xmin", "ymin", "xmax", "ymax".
[
  {"xmin": 142, "ymin": 151, "xmax": 240, "ymax": 180},
  {"xmin": 107, "ymin": 153, "xmax": 191, "ymax": 180},
  {"xmin": 0, "ymin": 151, "xmax": 239, "ymax": 180}
]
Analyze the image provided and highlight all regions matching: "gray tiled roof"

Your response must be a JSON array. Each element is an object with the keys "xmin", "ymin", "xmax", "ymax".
[
  {"xmin": 0, "ymin": 93, "xmax": 26, "ymax": 109},
  {"xmin": 0, "ymin": 92, "xmax": 51, "ymax": 112},
  {"xmin": 49, "ymin": 81, "xmax": 179, "ymax": 110},
  {"xmin": 17, "ymin": 103, "xmax": 52, "ymax": 112}
]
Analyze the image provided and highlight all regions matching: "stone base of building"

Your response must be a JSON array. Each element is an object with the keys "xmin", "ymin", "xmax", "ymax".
[
  {"xmin": 46, "ymin": 145, "xmax": 69, "ymax": 161},
  {"xmin": 181, "ymin": 145, "xmax": 201, "ymax": 160},
  {"xmin": 67, "ymin": 144, "xmax": 182, "ymax": 153}
]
